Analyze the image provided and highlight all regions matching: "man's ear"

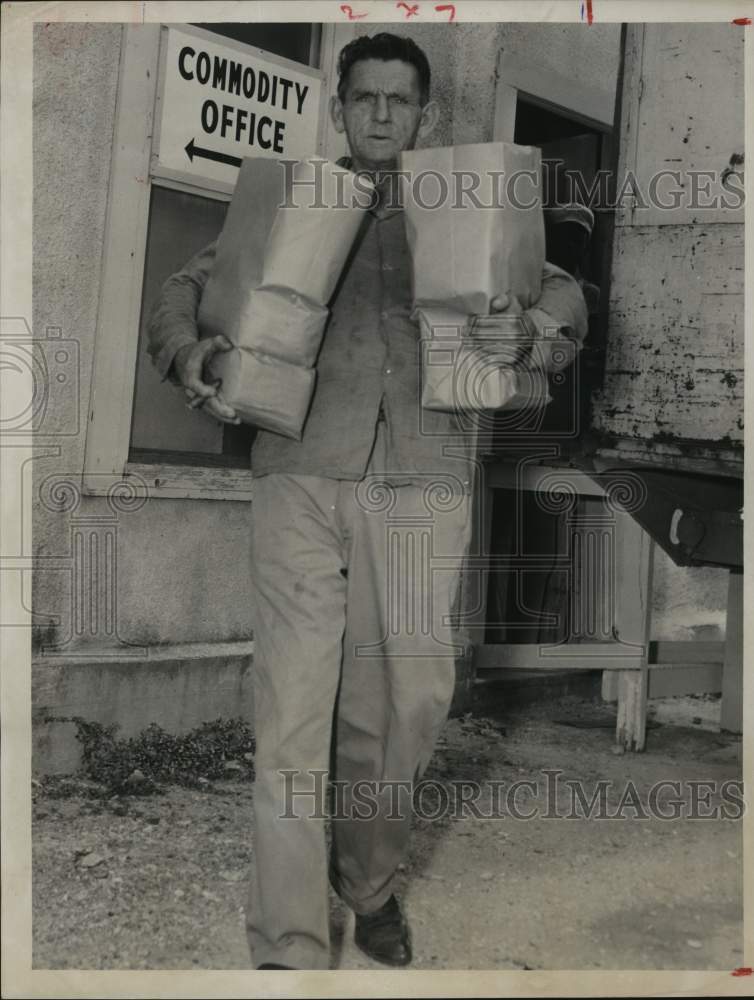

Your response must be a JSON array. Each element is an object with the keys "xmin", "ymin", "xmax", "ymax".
[
  {"xmin": 330, "ymin": 94, "xmax": 346, "ymax": 134},
  {"xmin": 417, "ymin": 99, "xmax": 440, "ymax": 140}
]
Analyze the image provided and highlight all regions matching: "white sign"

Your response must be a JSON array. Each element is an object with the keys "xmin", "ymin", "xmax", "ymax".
[{"xmin": 155, "ymin": 27, "xmax": 323, "ymax": 186}]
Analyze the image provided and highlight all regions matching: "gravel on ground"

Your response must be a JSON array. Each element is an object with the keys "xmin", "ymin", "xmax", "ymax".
[{"xmin": 32, "ymin": 693, "xmax": 743, "ymax": 971}]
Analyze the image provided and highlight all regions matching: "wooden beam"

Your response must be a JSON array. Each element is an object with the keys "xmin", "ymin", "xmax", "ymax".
[
  {"xmin": 463, "ymin": 469, "xmax": 495, "ymax": 640},
  {"xmin": 606, "ymin": 641, "xmax": 723, "ymax": 702},
  {"xmin": 484, "ymin": 462, "xmax": 608, "ymax": 497},
  {"xmin": 595, "ymin": 443, "xmax": 742, "ymax": 480},
  {"xmin": 601, "ymin": 671, "xmax": 620, "ymax": 703},
  {"xmin": 475, "ymin": 643, "xmax": 642, "ymax": 672},
  {"xmin": 82, "ymin": 26, "xmax": 161, "ymax": 487},
  {"xmin": 614, "ymin": 512, "xmax": 655, "ymax": 751}
]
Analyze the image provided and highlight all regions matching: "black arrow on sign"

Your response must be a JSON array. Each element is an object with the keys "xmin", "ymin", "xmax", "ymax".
[{"xmin": 185, "ymin": 138, "xmax": 242, "ymax": 168}]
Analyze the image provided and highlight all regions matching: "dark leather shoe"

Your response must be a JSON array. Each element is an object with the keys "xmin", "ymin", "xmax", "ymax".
[
  {"xmin": 258, "ymin": 963, "xmax": 294, "ymax": 969},
  {"xmin": 354, "ymin": 895, "xmax": 412, "ymax": 967}
]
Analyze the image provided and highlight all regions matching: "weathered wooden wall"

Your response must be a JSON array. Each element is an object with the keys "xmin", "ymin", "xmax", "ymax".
[
  {"xmin": 592, "ymin": 24, "xmax": 744, "ymax": 460},
  {"xmin": 599, "ymin": 223, "xmax": 743, "ymax": 444}
]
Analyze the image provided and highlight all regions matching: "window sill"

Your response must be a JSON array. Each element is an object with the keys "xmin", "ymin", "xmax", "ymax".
[{"xmin": 82, "ymin": 461, "xmax": 254, "ymax": 502}]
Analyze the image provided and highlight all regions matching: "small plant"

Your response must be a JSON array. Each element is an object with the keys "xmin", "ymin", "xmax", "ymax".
[{"xmin": 63, "ymin": 716, "xmax": 256, "ymax": 795}]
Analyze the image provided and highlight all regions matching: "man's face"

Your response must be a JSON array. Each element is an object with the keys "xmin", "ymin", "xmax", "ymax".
[{"xmin": 331, "ymin": 58, "xmax": 438, "ymax": 172}]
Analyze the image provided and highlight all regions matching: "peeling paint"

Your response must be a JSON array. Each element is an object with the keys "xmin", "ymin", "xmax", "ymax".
[{"xmin": 594, "ymin": 224, "xmax": 743, "ymax": 447}]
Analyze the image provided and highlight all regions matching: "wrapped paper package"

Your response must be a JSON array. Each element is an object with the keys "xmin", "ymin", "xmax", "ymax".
[
  {"xmin": 209, "ymin": 347, "xmax": 315, "ymax": 440},
  {"xmin": 400, "ymin": 142, "xmax": 551, "ymax": 413},
  {"xmin": 198, "ymin": 156, "xmax": 373, "ymax": 438},
  {"xmin": 418, "ymin": 307, "xmax": 551, "ymax": 413},
  {"xmin": 233, "ymin": 288, "xmax": 329, "ymax": 367}
]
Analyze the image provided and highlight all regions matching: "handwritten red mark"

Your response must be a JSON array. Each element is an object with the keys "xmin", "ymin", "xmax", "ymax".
[
  {"xmin": 397, "ymin": 1, "xmax": 420, "ymax": 16},
  {"xmin": 586, "ymin": 0, "xmax": 594, "ymax": 24},
  {"xmin": 340, "ymin": 4, "xmax": 368, "ymax": 19},
  {"xmin": 732, "ymin": 967, "xmax": 753, "ymax": 976},
  {"xmin": 732, "ymin": 16, "xmax": 751, "ymax": 24},
  {"xmin": 435, "ymin": 3, "xmax": 455, "ymax": 20}
]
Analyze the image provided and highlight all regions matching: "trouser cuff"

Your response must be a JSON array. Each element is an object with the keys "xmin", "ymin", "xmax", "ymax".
[
  {"xmin": 329, "ymin": 864, "xmax": 396, "ymax": 916},
  {"xmin": 252, "ymin": 939, "xmax": 330, "ymax": 971}
]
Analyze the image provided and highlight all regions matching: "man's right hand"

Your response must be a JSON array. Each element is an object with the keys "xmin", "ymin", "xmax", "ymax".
[{"xmin": 172, "ymin": 336, "xmax": 241, "ymax": 425}]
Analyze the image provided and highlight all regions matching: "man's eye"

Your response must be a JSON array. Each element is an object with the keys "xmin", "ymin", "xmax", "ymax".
[
  {"xmin": 355, "ymin": 94, "xmax": 373, "ymax": 103},
  {"xmin": 391, "ymin": 96, "xmax": 408, "ymax": 106}
]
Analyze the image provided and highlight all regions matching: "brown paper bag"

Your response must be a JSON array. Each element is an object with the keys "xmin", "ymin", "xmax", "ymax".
[
  {"xmin": 400, "ymin": 142, "xmax": 545, "ymax": 315},
  {"xmin": 261, "ymin": 159, "xmax": 372, "ymax": 304},
  {"xmin": 198, "ymin": 159, "xmax": 282, "ymax": 342},
  {"xmin": 197, "ymin": 157, "xmax": 373, "ymax": 438},
  {"xmin": 401, "ymin": 143, "xmax": 548, "ymax": 413},
  {"xmin": 417, "ymin": 307, "xmax": 551, "ymax": 413}
]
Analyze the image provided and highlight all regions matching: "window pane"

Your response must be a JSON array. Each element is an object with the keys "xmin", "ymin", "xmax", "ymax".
[
  {"xmin": 192, "ymin": 23, "xmax": 317, "ymax": 66},
  {"xmin": 129, "ymin": 184, "xmax": 256, "ymax": 466}
]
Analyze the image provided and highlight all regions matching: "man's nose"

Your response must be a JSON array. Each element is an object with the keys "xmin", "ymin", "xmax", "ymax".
[{"xmin": 372, "ymin": 93, "xmax": 391, "ymax": 122}]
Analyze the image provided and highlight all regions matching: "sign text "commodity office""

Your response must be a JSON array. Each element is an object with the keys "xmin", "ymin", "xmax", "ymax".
[{"xmin": 178, "ymin": 45, "xmax": 311, "ymax": 154}]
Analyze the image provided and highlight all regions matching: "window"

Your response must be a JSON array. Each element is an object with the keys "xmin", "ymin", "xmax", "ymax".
[
  {"xmin": 84, "ymin": 21, "xmax": 354, "ymax": 499},
  {"xmin": 129, "ymin": 186, "xmax": 233, "ymax": 464}
]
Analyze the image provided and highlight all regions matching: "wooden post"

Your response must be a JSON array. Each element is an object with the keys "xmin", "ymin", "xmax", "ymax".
[
  {"xmin": 613, "ymin": 511, "xmax": 655, "ymax": 751},
  {"xmin": 570, "ymin": 498, "xmax": 622, "ymax": 703},
  {"xmin": 602, "ymin": 670, "xmax": 620, "ymax": 702},
  {"xmin": 720, "ymin": 568, "xmax": 743, "ymax": 733},
  {"xmin": 451, "ymin": 466, "xmax": 494, "ymax": 715}
]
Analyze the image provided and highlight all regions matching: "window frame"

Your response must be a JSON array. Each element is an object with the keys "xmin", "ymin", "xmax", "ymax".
[{"xmin": 82, "ymin": 22, "xmax": 354, "ymax": 501}]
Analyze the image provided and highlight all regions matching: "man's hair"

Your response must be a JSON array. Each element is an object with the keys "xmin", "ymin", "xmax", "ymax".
[{"xmin": 337, "ymin": 33, "xmax": 431, "ymax": 105}]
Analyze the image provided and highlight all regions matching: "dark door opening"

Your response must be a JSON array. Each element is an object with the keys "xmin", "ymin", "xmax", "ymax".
[{"xmin": 486, "ymin": 97, "xmax": 617, "ymax": 644}]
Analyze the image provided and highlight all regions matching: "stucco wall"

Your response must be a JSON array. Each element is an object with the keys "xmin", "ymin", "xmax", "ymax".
[
  {"xmin": 358, "ymin": 21, "xmax": 622, "ymax": 146},
  {"xmin": 499, "ymin": 22, "xmax": 621, "ymax": 101},
  {"xmin": 32, "ymin": 23, "xmax": 256, "ymax": 653},
  {"xmin": 33, "ymin": 21, "xmax": 121, "ymax": 478},
  {"xmin": 33, "ymin": 21, "xmax": 122, "ymax": 649}
]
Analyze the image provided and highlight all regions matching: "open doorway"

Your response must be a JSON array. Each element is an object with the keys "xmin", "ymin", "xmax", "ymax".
[
  {"xmin": 512, "ymin": 95, "xmax": 613, "ymax": 444},
  {"xmin": 486, "ymin": 96, "xmax": 617, "ymax": 644}
]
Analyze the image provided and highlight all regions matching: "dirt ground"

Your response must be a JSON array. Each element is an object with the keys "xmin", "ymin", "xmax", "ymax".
[{"xmin": 32, "ymin": 692, "xmax": 743, "ymax": 971}]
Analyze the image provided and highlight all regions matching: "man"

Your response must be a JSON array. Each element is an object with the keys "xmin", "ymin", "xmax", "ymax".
[
  {"xmin": 148, "ymin": 32, "xmax": 587, "ymax": 970},
  {"xmin": 545, "ymin": 201, "xmax": 600, "ymax": 314}
]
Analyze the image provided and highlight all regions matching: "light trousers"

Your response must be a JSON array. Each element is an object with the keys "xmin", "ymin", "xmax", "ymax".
[{"xmin": 246, "ymin": 424, "xmax": 473, "ymax": 969}]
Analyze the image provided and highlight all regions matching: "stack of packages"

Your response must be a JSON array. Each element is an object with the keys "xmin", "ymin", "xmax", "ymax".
[
  {"xmin": 400, "ymin": 142, "xmax": 550, "ymax": 413},
  {"xmin": 198, "ymin": 157, "xmax": 372, "ymax": 439}
]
